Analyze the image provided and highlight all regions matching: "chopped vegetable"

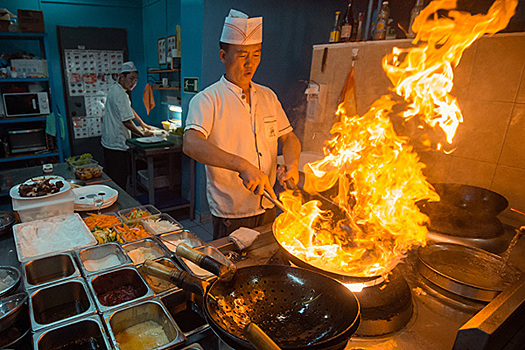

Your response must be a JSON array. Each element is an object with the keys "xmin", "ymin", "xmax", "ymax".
[
  {"xmin": 83, "ymin": 214, "xmax": 122, "ymax": 244},
  {"xmin": 123, "ymin": 209, "xmax": 152, "ymax": 221},
  {"xmin": 115, "ymin": 223, "xmax": 150, "ymax": 242}
]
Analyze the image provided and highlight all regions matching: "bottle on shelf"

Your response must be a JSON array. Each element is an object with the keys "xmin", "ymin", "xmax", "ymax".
[
  {"xmin": 408, "ymin": 0, "xmax": 425, "ymax": 39},
  {"xmin": 385, "ymin": 19, "xmax": 396, "ymax": 40},
  {"xmin": 340, "ymin": 0, "xmax": 354, "ymax": 42},
  {"xmin": 329, "ymin": 11, "xmax": 341, "ymax": 43},
  {"xmin": 374, "ymin": 1, "xmax": 390, "ymax": 40},
  {"xmin": 356, "ymin": 12, "xmax": 365, "ymax": 41}
]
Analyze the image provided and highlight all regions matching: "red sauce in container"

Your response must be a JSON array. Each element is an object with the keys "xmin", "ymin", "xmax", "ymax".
[{"xmin": 98, "ymin": 285, "xmax": 141, "ymax": 306}]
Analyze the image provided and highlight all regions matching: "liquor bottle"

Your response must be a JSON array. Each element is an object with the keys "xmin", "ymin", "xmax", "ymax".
[
  {"xmin": 356, "ymin": 12, "xmax": 364, "ymax": 41},
  {"xmin": 374, "ymin": 1, "xmax": 390, "ymax": 40},
  {"xmin": 340, "ymin": 0, "xmax": 354, "ymax": 42},
  {"xmin": 408, "ymin": 0, "xmax": 425, "ymax": 39},
  {"xmin": 329, "ymin": 11, "xmax": 341, "ymax": 43}
]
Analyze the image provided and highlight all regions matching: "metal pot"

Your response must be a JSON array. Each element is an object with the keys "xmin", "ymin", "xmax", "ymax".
[{"xmin": 417, "ymin": 242, "xmax": 522, "ymax": 302}]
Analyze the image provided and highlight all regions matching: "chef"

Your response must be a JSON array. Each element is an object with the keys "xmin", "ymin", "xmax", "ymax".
[
  {"xmin": 101, "ymin": 61, "xmax": 153, "ymax": 190},
  {"xmin": 183, "ymin": 9, "xmax": 301, "ymax": 239}
]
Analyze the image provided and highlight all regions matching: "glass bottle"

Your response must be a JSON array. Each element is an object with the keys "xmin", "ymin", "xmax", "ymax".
[
  {"xmin": 340, "ymin": 0, "xmax": 354, "ymax": 42},
  {"xmin": 329, "ymin": 11, "xmax": 341, "ymax": 43},
  {"xmin": 374, "ymin": 1, "xmax": 390, "ymax": 40},
  {"xmin": 408, "ymin": 0, "xmax": 425, "ymax": 39}
]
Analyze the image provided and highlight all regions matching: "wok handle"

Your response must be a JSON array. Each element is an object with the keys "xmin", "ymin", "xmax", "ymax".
[
  {"xmin": 142, "ymin": 260, "xmax": 208, "ymax": 296},
  {"xmin": 244, "ymin": 323, "xmax": 282, "ymax": 350},
  {"xmin": 176, "ymin": 243, "xmax": 237, "ymax": 282}
]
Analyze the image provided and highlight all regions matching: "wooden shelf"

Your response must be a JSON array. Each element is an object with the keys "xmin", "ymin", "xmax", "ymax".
[
  {"xmin": 152, "ymin": 86, "xmax": 180, "ymax": 91},
  {"xmin": 148, "ymin": 69, "xmax": 180, "ymax": 73}
]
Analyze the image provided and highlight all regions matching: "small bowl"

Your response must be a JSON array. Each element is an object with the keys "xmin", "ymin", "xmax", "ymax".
[
  {"xmin": 0, "ymin": 292, "xmax": 29, "ymax": 333},
  {"xmin": 0, "ymin": 211, "xmax": 16, "ymax": 237},
  {"xmin": 0, "ymin": 266, "xmax": 21, "ymax": 298}
]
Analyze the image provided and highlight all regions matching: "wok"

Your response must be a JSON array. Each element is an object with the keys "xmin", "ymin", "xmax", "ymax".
[
  {"xmin": 143, "ymin": 245, "xmax": 360, "ymax": 350},
  {"xmin": 417, "ymin": 242, "xmax": 522, "ymax": 302}
]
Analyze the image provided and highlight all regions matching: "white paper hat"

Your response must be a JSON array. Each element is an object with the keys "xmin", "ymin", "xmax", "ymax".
[
  {"xmin": 120, "ymin": 61, "xmax": 137, "ymax": 73},
  {"xmin": 220, "ymin": 9, "xmax": 262, "ymax": 46}
]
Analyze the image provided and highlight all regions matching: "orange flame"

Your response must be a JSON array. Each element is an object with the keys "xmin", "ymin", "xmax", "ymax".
[{"xmin": 274, "ymin": 0, "xmax": 517, "ymax": 278}]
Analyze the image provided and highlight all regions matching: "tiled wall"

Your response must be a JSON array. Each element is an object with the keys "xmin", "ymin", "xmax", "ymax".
[{"xmin": 302, "ymin": 33, "xmax": 525, "ymax": 227}]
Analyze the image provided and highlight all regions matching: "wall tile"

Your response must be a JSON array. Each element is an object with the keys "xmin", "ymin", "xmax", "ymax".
[
  {"xmin": 492, "ymin": 165, "xmax": 525, "ymax": 227},
  {"xmin": 444, "ymin": 156, "xmax": 496, "ymax": 188},
  {"xmin": 517, "ymin": 67, "xmax": 525, "ymax": 104},
  {"xmin": 418, "ymin": 151, "xmax": 451, "ymax": 184},
  {"xmin": 452, "ymin": 100, "xmax": 513, "ymax": 163},
  {"xmin": 451, "ymin": 41, "xmax": 478, "ymax": 100},
  {"xmin": 467, "ymin": 34, "xmax": 525, "ymax": 103},
  {"xmin": 499, "ymin": 103, "xmax": 525, "ymax": 169}
]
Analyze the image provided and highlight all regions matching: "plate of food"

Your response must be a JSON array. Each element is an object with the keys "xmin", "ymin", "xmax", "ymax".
[
  {"xmin": 10, "ymin": 176, "xmax": 71, "ymax": 200},
  {"xmin": 136, "ymin": 136, "xmax": 164, "ymax": 143}
]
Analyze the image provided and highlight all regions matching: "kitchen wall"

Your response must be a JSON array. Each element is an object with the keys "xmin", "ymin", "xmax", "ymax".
[{"xmin": 302, "ymin": 32, "xmax": 525, "ymax": 227}]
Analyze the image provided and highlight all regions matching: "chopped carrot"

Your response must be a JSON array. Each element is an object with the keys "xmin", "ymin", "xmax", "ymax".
[{"xmin": 84, "ymin": 213, "xmax": 121, "ymax": 231}]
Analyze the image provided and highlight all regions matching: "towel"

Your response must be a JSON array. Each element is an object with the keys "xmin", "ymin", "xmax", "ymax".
[
  {"xmin": 143, "ymin": 83, "xmax": 155, "ymax": 115},
  {"xmin": 229, "ymin": 227, "xmax": 260, "ymax": 251},
  {"xmin": 45, "ymin": 112, "xmax": 66, "ymax": 140}
]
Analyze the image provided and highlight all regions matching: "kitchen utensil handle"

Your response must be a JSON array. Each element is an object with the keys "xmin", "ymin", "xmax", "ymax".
[
  {"xmin": 143, "ymin": 259, "xmax": 208, "ymax": 296},
  {"xmin": 244, "ymin": 323, "xmax": 282, "ymax": 350},
  {"xmin": 263, "ymin": 191, "xmax": 288, "ymax": 213},
  {"xmin": 176, "ymin": 243, "xmax": 237, "ymax": 282}
]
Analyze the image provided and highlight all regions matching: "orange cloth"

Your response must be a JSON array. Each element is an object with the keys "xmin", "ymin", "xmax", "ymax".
[
  {"xmin": 338, "ymin": 65, "xmax": 357, "ymax": 117},
  {"xmin": 143, "ymin": 83, "xmax": 155, "ymax": 115}
]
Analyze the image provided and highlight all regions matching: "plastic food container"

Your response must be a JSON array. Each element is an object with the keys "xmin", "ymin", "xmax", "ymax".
[
  {"xmin": 142, "ymin": 213, "xmax": 183, "ymax": 235},
  {"xmin": 11, "ymin": 189, "xmax": 75, "ymax": 223},
  {"xmin": 104, "ymin": 299, "xmax": 185, "ymax": 350},
  {"xmin": 74, "ymin": 163, "xmax": 103, "ymax": 181},
  {"xmin": 13, "ymin": 213, "xmax": 97, "ymax": 263},
  {"xmin": 117, "ymin": 204, "xmax": 161, "ymax": 222},
  {"xmin": 23, "ymin": 253, "xmax": 80, "ymax": 291},
  {"xmin": 33, "ymin": 314, "xmax": 112, "ymax": 350},
  {"xmin": 67, "ymin": 158, "xmax": 98, "ymax": 169}
]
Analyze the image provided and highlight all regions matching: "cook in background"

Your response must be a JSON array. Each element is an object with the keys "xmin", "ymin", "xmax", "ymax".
[
  {"xmin": 183, "ymin": 9, "xmax": 301, "ymax": 239},
  {"xmin": 101, "ymin": 61, "xmax": 154, "ymax": 189}
]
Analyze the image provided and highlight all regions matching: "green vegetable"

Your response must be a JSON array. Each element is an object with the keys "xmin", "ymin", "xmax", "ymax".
[{"xmin": 169, "ymin": 127, "xmax": 184, "ymax": 136}]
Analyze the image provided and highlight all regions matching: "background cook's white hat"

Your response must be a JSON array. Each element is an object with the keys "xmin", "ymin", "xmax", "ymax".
[
  {"xmin": 120, "ymin": 61, "xmax": 138, "ymax": 73},
  {"xmin": 220, "ymin": 9, "xmax": 262, "ymax": 46}
]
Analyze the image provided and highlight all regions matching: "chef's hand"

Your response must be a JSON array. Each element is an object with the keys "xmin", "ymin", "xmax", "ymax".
[
  {"xmin": 142, "ymin": 130, "xmax": 154, "ymax": 137},
  {"xmin": 277, "ymin": 164, "xmax": 299, "ymax": 189},
  {"xmin": 141, "ymin": 124, "xmax": 154, "ymax": 130},
  {"xmin": 239, "ymin": 164, "xmax": 276, "ymax": 199}
]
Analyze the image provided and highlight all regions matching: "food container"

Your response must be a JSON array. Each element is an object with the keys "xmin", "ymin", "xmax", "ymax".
[
  {"xmin": 33, "ymin": 314, "xmax": 112, "ymax": 350},
  {"xmin": 88, "ymin": 266, "xmax": 154, "ymax": 313},
  {"xmin": 11, "ymin": 189, "xmax": 75, "ymax": 223},
  {"xmin": 158, "ymin": 230, "xmax": 205, "ymax": 254},
  {"xmin": 117, "ymin": 204, "xmax": 161, "ymax": 222},
  {"xmin": 74, "ymin": 163, "xmax": 103, "ymax": 180},
  {"xmin": 114, "ymin": 218, "xmax": 152, "ymax": 243},
  {"xmin": 123, "ymin": 238, "xmax": 165, "ymax": 265},
  {"xmin": 0, "ymin": 266, "xmax": 21, "ymax": 298},
  {"xmin": 67, "ymin": 158, "xmax": 98, "ymax": 169},
  {"xmin": 175, "ymin": 245, "xmax": 233, "ymax": 280},
  {"xmin": 137, "ymin": 257, "xmax": 180, "ymax": 296},
  {"xmin": 104, "ymin": 299, "xmax": 185, "ymax": 350},
  {"xmin": 29, "ymin": 278, "xmax": 97, "ymax": 332},
  {"xmin": 83, "ymin": 212, "xmax": 123, "ymax": 244},
  {"xmin": 142, "ymin": 213, "xmax": 183, "ymax": 235},
  {"xmin": 0, "ymin": 292, "xmax": 30, "ymax": 350},
  {"xmin": 76, "ymin": 243, "xmax": 132, "ymax": 276},
  {"xmin": 13, "ymin": 213, "xmax": 96, "ymax": 262},
  {"xmin": 160, "ymin": 289, "xmax": 209, "ymax": 337},
  {"xmin": 23, "ymin": 252, "xmax": 80, "ymax": 291}
]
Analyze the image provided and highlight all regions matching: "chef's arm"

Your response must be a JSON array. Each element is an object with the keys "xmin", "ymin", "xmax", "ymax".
[
  {"xmin": 132, "ymin": 108, "xmax": 154, "ymax": 130},
  {"xmin": 123, "ymin": 119, "xmax": 153, "ymax": 137},
  {"xmin": 279, "ymin": 131, "xmax": 301, "ymax": 185},
  {"xmin": 183, "ymin": 129, "xmax": 277, "ymax": 198}
]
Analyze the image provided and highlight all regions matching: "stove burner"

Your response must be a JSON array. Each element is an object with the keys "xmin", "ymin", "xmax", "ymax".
[{"xmin": 354, "ymin": 267, "xmax": 413, "ymax": 337}]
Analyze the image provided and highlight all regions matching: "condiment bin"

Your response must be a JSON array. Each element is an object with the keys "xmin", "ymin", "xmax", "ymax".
[
  {"xmin": 137, "ymin": 257, "xmax": 180, "ymax": 296},
  {"xmin": 117, "ymin": 204, "xmax": 161, "ymax": 222},
  {"xmin": 175, "ymin": 245, "xmax": 233, "ymax": 279},
  {"xmin": 113, "ymin": 218, "xmax": 153, "ymax": 243},
  {"xmin": 142, "ymin": 213, "xmax": 183, "ymax": 235},
  {"xmin": 33, "ymin": 314, "xmax": 112, "ymax": 350},
  {"xmin": 104, "ymin": 299, "xmax": 185, "ymax": 350},
  {"xmin": 23, "ymin": 252, "xmax": 80, "ymax": 291},
  {"xmin": 88, "ymin": 266, "xmax": 154, "ymax": 313},
  {"xmin": 123, "ymin": 238, "xmax": 165, "ymax": 265},
  {"xmin": 29, "ymin": 278, "xmax": 97, "ymax": 332},
  {"xmin": 157, "ymin": 230, "xmax": 205, "ymax": 254},
  {"xmin": 76, "ymin": 242, "xmax": 132, "ymax": 276},
  {"xmin": 160, "ymin": 289, "xmax": 209, "ymax": 337},
  {"xmin": 11, "ymin": 189, "xmax": 76, "ymax": 223}
]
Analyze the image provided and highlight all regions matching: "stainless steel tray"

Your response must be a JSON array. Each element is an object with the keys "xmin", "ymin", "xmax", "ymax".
[
  {"xmin": 23, "ymin": 252, "xmax": 80, "ymax": 291},
  {"xmin": 76, "ymin": 242, "xmax": 132, "ymax": 276}
]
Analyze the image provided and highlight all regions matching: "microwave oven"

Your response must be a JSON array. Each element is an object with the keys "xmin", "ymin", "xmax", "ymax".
[
  {"xmin": 2, "ymin": 92, "xmax": 50, "ymax": 117},
  {"xmin": 7, "ymin": 128, "xmax": 48, "ymax": 154}
]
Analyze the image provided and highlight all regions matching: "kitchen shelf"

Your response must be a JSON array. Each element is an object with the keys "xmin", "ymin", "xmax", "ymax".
[
  {"xmin": 0, "ymin": 32, "xmax": 64, "ymax": 164},
  {"xmin": 148, "ymin": 69, "xmax": 180, "ymax": 73},
  {"xmin": 0, "ymin": 116, "xmax": 47, "ymax": 123},
  {"xmin": 152, "ymin": 86, "xmax": 181, "ymax": 91}
]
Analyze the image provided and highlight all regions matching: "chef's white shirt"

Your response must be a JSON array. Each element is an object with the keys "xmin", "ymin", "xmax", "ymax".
[
  {"xmin": 186, "ymin": 76, "xmax": 293, "ymax": 218},
  {"xmin": 101, "ymin": 83, "xmax": 134, "ymax": 151}
]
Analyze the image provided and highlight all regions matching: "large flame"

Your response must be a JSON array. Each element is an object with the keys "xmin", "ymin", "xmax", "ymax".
[{"xmin": 274, "ymin": 0, "xmax": 517, "ymax": 278}]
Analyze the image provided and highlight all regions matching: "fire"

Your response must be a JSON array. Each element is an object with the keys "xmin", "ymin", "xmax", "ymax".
[{"xmin": 274, "ymin": 0, "xmax": 517, "ymax": 278}]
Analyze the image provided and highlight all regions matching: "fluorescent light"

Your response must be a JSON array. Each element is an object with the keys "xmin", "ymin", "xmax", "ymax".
[{"xmin": 168, "ymin": 105, "xmax": 182, "ymax": 113}]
